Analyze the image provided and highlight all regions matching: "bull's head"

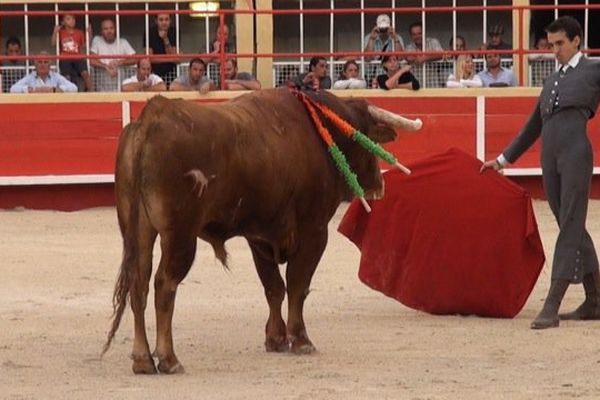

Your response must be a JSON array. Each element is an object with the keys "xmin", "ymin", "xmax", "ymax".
[{"xmin": 338, "ymin": 98, "xmax": 422, "ymax": 202}]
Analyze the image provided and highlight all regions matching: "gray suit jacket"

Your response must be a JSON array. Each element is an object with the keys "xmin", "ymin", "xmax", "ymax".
[{"xmin": 503, "ymin": 56, "xmax": 600, "ymax": 163}]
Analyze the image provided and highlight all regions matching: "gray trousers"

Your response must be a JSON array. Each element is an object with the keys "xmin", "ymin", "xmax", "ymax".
[{"xmin": 541, "ymin": 108, "xmax": 599, "ymax": 283}]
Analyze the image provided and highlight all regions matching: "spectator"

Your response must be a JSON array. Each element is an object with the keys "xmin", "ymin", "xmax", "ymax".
[
  {"xmin": 405, "ymin": 22, "xmax": 443, "ymax": 66},
  {"xmin": 481, "ymin": 23, "xmax": 512, "ymax": 58},
  {"xmin": 2, "ymin": 37, "xmax": 25, "ymax": 92},
  {"xmin": 446, "ymin": 35, "xmax": 467, "ymax": 61},
  {"xmin": 529, "ymin": 36, "xmax": 555, "ymax": 87},
  {"xmin": 10, "ymin": 52, "xmax": 78, "ymax": 93},
  {"xmin": 294, "ymin": 56, "xmax": 332, "ymax": 90},
  {"xmin": 2, "ymin": 37, "xmax": 24, "ymax": 67},
  {"xmin": 446, "ymin": 54, "xmax": 482, "ymax": 88},
  {"xmin": 376, "ymin": 55, "xmax": 420, "ymax": 90},
  {"xmin": 363, "ymin": 14, "xmax": 404, "ymax": 62},
  {"xmin": 170, "ymin": 58, "xmax": 215, "ymax": 93},
  {"xmin": 449, "ymin": 35, "xmax": 467, "ymax": 52},
  {"xmin": 121, "ymin": 58, "xmax": 166, "ymax": 92},
  {"xmin": 90, "ymin": 19, "xmax": 137, "ymax": 92},
  {"xmin": 51, "ymin": 13, "xmax": 93, "ymax": 91},
  {"xmin": 529, "ymin": 36, "xmax": 554, "ymax": 61},
  {"xmin": 333, "ymin": 60, "xmax": 367, "ymax": 89},
  {"xmin": 221, "ymin": 58, "xmax": 261, "ymax": 90},
  {"xmin": 476, "ymin": 52, "xmax": 517, "ymax": 87},
  {"xmin": 205, "ymin": 24, "xmax": 236, "ymax": 63},
  {"xmin": 370, "ymin": 76, "xmax": 379, "ymax": 89},
  {"xmin": 144, "ymin": 13, "xmax": 178, "ymax": 85}
]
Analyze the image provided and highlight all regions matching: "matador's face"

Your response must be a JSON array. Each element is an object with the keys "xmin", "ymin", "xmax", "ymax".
[{"xmin": 547, "ymin": 30, "xmax": 580, "ymax": 65}]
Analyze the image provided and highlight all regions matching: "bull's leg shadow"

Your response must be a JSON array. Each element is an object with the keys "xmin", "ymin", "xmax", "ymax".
[
  {"xmin": 152, "ymin": 232, "xmax": 197, "ymax": 374},
  {"xmin": 285, "ymin": 229, "xmax": 328, "ymax": 354},
  {"xmin": 248, "ymin": 239, "xmax": 289, "ymax": 352}
]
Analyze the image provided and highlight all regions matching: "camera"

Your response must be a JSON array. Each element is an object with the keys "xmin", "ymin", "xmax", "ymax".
[{"xmin": 378, "ymin": 27, "xmax": 389, "ymax": 34}]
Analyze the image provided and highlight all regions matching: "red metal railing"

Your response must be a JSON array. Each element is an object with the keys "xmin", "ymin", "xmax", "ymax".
[{"xmin": 1, "ymin": 3, "xmax": 599, "ymax": 89}]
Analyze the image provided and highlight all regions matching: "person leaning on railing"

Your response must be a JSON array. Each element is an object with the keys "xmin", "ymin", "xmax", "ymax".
[
  {"xmin": 121, "ymin": 58, "xmax": 166, "ymax": 92},
  {"xmin": 294, "ymin": 56, "xmax": 332, "ymax": 90},
  {"xmin": 476, "ymin": 52, "xmax": 516, "ymax": 87},
  {"xmin": 221, "ymin": 58, "xmax": 261, "ymax": 90},
  {"xmin": 446, "ymin": 54, "xmax": 482, "ymax": 88},
  {"xmin": 169, "ymin": 58, "xmax": 215, "ymax": 94},
  {"xmin": 376, "ymin": 55, "xmax": 420, "ymax": 91},
  {"xmin": 90, "ymin": 19, "xmax": 137, "ymax": 92},
  {"xmin": 332, "ymin": 60, "xmax": 367, "ymax": 90},
  {"xmin": 10, "ymin": 51, "xmax": 77, "ymax": 93}
]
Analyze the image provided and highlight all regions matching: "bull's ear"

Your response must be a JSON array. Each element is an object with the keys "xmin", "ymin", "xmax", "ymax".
[{"xmin": 367, "ymin": 123, "xmax": 397, "ymax": 143}]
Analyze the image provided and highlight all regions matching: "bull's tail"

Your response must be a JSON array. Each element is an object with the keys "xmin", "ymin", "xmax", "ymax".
[
  {"xmin": 102, "ymin": 227, "xmax": 137, "ymax": 356},
  {"xmin": 102, "ymin": 105, "xmax": 161, "ymax": 356}
]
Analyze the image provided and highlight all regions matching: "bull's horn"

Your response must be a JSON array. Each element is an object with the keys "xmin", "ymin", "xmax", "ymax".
[{"xmin": 368, "ymin": 105, "xmax": 422, "ymax": 131}]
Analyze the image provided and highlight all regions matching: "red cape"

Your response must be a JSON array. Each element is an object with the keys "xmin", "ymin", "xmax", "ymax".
[{"xmin": 338, "ymin": 148, "xmax": 545, "ymax": 318}]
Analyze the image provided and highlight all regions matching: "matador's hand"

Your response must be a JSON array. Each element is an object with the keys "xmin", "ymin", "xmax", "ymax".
[{"xmin": 480, "ymin": 159, "xmax": 504, "ymax": 173}]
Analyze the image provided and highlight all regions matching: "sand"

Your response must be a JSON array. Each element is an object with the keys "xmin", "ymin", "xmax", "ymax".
[{"xmin": 2, "ymin": 200, "xmax": 600, "ymax": 400}]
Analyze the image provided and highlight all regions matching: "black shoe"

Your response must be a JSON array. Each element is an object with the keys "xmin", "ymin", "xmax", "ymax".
[
  {"xmin": 559, "ymin": 271, "xmax": 600, "ymax": 320},
  {"xmin": 530, "ymin": 279, "xmax": 570, "ymax": 330}
]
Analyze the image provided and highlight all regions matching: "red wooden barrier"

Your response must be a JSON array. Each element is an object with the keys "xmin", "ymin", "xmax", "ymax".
[
  {"xmin": 0, "ymin": 103, "xmax": 122, "ymax": 176},
  {"xmin": 1, "ymin": 92, "xmax": 599, "ymax": 210}
]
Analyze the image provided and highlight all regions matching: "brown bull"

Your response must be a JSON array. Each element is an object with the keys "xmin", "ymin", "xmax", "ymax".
[{"xmin": 104, "ymin": 88, "xmax": 421, "ymax": 374}]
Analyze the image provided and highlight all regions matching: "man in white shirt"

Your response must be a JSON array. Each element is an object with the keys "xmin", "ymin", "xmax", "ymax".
[
  {"xmin": 90, "ymin": 19, "xmax": 136, "ymax": 92},
  {"xmin": 121, "ymin": 58, "xmax": 166, "ymax": 92},
  {"xmin": 10, "ymin": 52, "xmax": 77, "ymax": 93},
  {"xmin": 405, "ymin": 22, "xmax": 443, "ymax": 66}
]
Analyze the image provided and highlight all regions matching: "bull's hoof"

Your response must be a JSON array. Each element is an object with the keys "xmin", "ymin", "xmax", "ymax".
[
  {"xmin": 265, "ymin": 336, "xmax": 290, "ymax": 353},
  {"xmin": 290, "ymin": 337, "xmax": 317, "ymax": 355},
  {"xmin": 131, "ymin": 355, "xmax": 157, "ymax": 374},
  {"xmin": 157, "ymin": 357, "xmax": 185, "ymax": 374}
]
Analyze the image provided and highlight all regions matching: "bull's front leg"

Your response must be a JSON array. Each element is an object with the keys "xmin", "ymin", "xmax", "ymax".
[
  {"xmin": 248, "ymin": 239, "xmax": 289, "ymax": 352},
  {"xmin": 285, "ymin": 228, "xmax": 328, "ymax": 354}
]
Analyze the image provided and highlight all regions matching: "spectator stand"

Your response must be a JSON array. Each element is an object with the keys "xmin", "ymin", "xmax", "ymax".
[{"xmin": 2, "ymin": 1, "xmax": 600, "ymax": 90}]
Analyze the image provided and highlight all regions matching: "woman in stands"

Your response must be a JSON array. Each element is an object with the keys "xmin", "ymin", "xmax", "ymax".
[
  {"xmin": 446, "ymin": 54, "xmax": 482, "ymax": 88},
  {"xmin": 333, "ymin": 60, "xmax": 367, "ymax": 89},
  {"xmin": 376, "ymin": 55, "xmax": 420, "ymax": 90}
]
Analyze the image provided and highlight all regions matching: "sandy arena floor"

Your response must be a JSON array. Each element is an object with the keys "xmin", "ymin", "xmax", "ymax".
[{"xmin": 2, "ymin": 200, "xmax": 600, "ymax": 400}]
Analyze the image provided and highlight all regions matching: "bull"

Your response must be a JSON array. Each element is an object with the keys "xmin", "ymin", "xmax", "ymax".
[{"xmin": 103, "ymin": 88, "xmax": 421, "ymax": 374}]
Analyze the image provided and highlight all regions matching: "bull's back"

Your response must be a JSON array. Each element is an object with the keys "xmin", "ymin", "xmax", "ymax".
[{"xmin": 137, "ymin": 92, "xmax": 341, "ymax": 236}]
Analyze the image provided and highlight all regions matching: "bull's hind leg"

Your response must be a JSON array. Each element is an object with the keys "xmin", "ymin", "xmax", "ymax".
[
  {"xmin": 286, "ymin": 229, "xmax": 328, "ymax": 354},
  {"xmin": 130, "ymin": 212, "xmax": 158, "ymax": 374},
  {"xmin": 248, "ymin": 239, "xmax": 288, "ymax": 352},
  {"xmin": 153, "ymin": 231, "xmax": 197, "ymax": 374}
]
